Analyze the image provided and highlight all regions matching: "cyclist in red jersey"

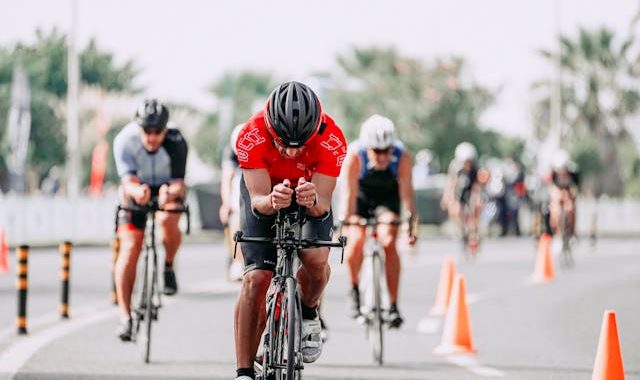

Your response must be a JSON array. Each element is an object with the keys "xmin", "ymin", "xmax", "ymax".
[{"xmin": 233, "ymin": 82, "xmax": 347, "ymax": 380}]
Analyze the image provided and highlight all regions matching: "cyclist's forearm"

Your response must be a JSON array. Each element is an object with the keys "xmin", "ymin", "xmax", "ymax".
[
  {"xmin": 306, "ymin": 194, "xmax": 330, "ymax": 217},
  {"xmin": 122, "ymin": 177, "xmax": 143, "ymax": 199},
  {"xmin": 252, "ymin": 194, "xmax": 276, "ymax": 215}
]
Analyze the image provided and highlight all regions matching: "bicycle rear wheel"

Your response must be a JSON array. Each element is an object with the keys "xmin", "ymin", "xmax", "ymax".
[
  {"xmin": 141, "ymin": 247, "xmax": 156, "ymax": 363},
  {"xmin": 368, "ymin": 253, "xmax": 384, "ymax": 366}
]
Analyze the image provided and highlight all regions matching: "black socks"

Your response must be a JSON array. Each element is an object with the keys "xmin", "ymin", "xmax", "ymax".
[
  {"xmin": 236, "ymin": 367, "xmax": 255, "ymax": 379},
  {"xmin": 301, "ymin": 302, "xmax": 318, "ymax": 320}
]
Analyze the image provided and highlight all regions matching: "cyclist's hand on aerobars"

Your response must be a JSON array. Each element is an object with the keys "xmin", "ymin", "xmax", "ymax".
[
  {"xmin": 295, "ymin": 177, "xmax": 317, "ymax": 208},
  {"xmin": 158, "ymin": 183, "xmax": 171, "ymax": 207},
  {"xmin": 134, "ymin": 184, "xmax": 152, "ymax": 205},
  {"xmin": 271, "ymin": 179, "xmax": 294, "ymax": 210}
]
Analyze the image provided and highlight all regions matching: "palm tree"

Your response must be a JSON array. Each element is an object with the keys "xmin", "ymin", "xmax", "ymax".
[
  {"xmin": 328, "ymin": 47, "xmax": 500, "ymax": 168},
  {"xmin": 533, "ymin": 27, "xmax": 640, "ymax": 196}
]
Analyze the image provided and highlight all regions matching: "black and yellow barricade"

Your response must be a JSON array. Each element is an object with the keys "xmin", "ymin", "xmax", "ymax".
[
  {"xmin": 59, "ymin": 241, "xmax": 72, "ymax": 319},
  {"xmin": 111, "ymin": 238, "xmax": 120, "ymax": 305},
  {"xmin": 16, "ymin": 245, "xmax": 29, "ymax": 334}
]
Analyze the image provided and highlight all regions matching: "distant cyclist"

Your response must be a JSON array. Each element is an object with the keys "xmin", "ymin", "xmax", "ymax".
[
  {"xmin": 441, "ymin": 142, "xmax": 484, "ymax": 244},
  {"xmin": 220, "ymin": 124, "xmax": 245, "ymax": 281},
  {"xmin": 233, "ymin": 81, "xmax": 347, "ymax": 380},
  {"xmin": 112, "ymin": 99, "xmax": 188, "ymax": 341},
  {"xmin": 341, "ymin": 114, "xmax": 418, "ymax": 328},
  {"xmin": 549, "ymin": 150, "xmax": 579, "ymax": 238}
]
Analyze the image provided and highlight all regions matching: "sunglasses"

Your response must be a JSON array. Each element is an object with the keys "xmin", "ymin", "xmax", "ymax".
[
  {"xmin": 372, "ymin": 147, "xmax": 392, "ymax": 155},
  {"xmin": 143, "ymin": 127, "xmax": 165, "ymax": 135}
]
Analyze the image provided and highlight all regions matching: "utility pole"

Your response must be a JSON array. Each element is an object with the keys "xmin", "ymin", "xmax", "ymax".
[
  {"xmin": 549, "ymin": 0, "xmax": 563, "ymax": 149},
  {"xmin": 66, "ymin": 0, "xmax": 80, "ymax": 197}
]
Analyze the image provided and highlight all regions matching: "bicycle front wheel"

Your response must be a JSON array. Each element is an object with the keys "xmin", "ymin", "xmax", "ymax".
[
  {"xmin": 369, "ymin": 253, "xmax": 384, "ymax": 366},
  {"xmin": 284, "ymin": 277, "xmax": 300, "ymax": 379},
  {"xmin": 141, "ymin": 247, "xmax": 156, "ymax": 363}
]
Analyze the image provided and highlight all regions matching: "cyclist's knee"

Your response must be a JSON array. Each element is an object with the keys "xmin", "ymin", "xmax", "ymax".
[
  {"xmin": 346, "ymin": 228, "xmax": 366, "ymax": 249},
  {"xmin": 241, "ymin": 270, "xmax": 272, "ymax": 299},
  {"xmin": 118, "ymin": 233, "xmax": 143, "ymax": 256},
  {"xmin": 378, "ymin": 233, "xmax": 398, "ymax": 252},
  {"xmin": 300, "ymin": 249, "xmax": 329, "ymax": 272},
  {"xmin": 157, "ymin": 212, "xmax": 180, "ymax": 230}
]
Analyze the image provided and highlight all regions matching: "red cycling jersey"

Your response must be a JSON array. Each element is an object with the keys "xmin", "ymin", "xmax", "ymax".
[{"xmin": 236, "ymin": 109, "xmax": 347, "ymax": 186}]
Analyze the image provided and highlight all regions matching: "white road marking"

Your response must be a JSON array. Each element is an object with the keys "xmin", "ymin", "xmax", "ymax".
[
  {"xmin": 447, "ymin": 355, "xmax": 505, "ymax": 378},
  {"xmin": 0, "ymin": 304, "xmax": 117, "ymax": 375},
  {"xmin": 0, "ymin": 301, "xmax": 107, "ymax": 344},
  {"xmin": 0, "ymin": 278, "xmax": 237, "ymax": 377},
  {"xmin": 416, "ymin": 317, "xmax": 441, "ymax": 334}
]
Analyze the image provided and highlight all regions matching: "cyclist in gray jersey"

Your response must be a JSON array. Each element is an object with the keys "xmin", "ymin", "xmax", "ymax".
[{"xmin": 112, "ymin": 99, "xmax": 188, "ymax": 341}]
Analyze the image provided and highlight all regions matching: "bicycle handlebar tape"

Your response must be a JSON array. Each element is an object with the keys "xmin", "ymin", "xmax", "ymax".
[
  {"xmin": 16, "ymin": 245, "xmax": 29, "ymax": 335},
  {"xmin": 110, "ymin": 238, "xmax": 120, "ymax": 305},
  {"xmin": 59, "ymin": 241, "xmax": 72, "ymax": 319}
]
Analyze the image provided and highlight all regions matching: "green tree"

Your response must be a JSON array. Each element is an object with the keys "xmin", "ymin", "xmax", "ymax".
[
  {"xmin": 327, "ymin": 47, "xmax": 506, "ymax": 169},
  {"xmin": 195, "ymin": 72, "xmax": 275, "ymax": 166},
  {"xmin": 0, "ymin": 28, "xmax": 138, "ymax": 190},
  {"xmin": 532, "ymin": 27, "xmax": 640, "ymax": 196}
]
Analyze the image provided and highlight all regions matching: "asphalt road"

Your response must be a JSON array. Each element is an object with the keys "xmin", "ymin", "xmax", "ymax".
[{"xmin": 0, "ymin": 234, "xmax": 638, "ymax": 380}]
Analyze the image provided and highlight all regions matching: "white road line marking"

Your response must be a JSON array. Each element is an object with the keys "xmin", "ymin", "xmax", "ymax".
[
  {"xmin": 0, "ymin": 305, "xmax": 117, "ymax": 375},
  {"xmin": 447, "ymin": 355, "xmax": 505, "ymax": 378},
  {"xmin": 416, "ymin": 317, "xmax": 441, "ymax": 334},
  {"xmin": 0, "ymin": 301, "xmax": 107, "ymax": 344},
  {"xmin": 0, "ymin": 276, "xmax": 239, "ymax": 376}
]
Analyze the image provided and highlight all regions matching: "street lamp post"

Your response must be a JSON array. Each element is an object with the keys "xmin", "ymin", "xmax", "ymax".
[{"xmin": 66, "ymin": 0, "xmax": 80, "ymax": 197}]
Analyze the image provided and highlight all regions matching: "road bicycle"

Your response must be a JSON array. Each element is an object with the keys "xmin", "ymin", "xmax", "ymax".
[
  {"xmin": 234, "ymin": 206, "xmax": 345, "ymax": 379},
  {"xmin": 115, "ymin": 199, "xmax": 190, "ymax": 363}
]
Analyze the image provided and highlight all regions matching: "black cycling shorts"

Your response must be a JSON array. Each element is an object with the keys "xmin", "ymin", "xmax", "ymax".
[
  {"xmin": 117, "ymin": 207, "xmax": 148, "ymax": 231},
  {"xmin": 239, "ymin": 175, "xmax": 334, "ymax": 273},
  {"xmin": 355, "ymin": 193, "xmax": 400, "ymax": 219}
]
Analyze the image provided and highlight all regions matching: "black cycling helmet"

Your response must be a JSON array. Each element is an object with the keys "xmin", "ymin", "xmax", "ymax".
[
  {"xmin": 135, "ymin": 99, "xmax": 169, "ymax": 130},
  {"xmin": 264, "ymin": 81, "xmax": 322, "ymax": 147}
]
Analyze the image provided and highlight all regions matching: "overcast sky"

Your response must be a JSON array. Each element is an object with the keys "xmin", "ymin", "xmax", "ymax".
[{"xmin": 1, "ymin": 0, "xmax": 638, "ymax": 137}]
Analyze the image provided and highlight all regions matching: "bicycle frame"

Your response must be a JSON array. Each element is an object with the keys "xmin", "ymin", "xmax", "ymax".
[
  {"xmin": 114, "ymin": 200, "xmax": 190, "ymax": 363},
  {"xmin": 342, "ymin": 218, "xmax": 402, "ymax": 366},
  {"xmin": 234, "ymin": 207, "xmax": 346, "ymax": 380}
]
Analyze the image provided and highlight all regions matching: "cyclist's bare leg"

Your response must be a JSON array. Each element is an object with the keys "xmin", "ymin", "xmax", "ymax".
[
  {"xmin": 297, "ymin": 247, "xmax": 331, "ymax": 309},
  {"xmin": 344, "ymin": 225, "xmax": 367, "ymax": 286},
  {"xmin": 448, "ymin": 201, "xmax": 462, "ymax": 226},
  {"xmin": 563, "ymin": 191, "xmax": 576, "ymax": 236},
  {"xmin": 114, "ymin": 229, "xmax": 144, "ymax": 320},
  {"xmin": 549, "ymin": 187, "xmax": 562, "ymax": 234},
  {"xmin": 235, "ymin": 269, "xmax": 272, "ymax": 368},
  {"xmin": 157, "ymin": 203, "xmax": 182, "ymax": 264},
  {"xmin": 377, "ymin": 213, "xmax": 400, "ymax": 304}
]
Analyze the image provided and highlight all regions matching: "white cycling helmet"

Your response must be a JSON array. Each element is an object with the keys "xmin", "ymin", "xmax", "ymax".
[
  {"xmin": 360, "ymin": 114, "xmax": 395, "ymax": 149},
  {"xmin": 230, "ymin": 123, "xmax": 244, "ymax": 155},
  {"xmin": 455, "ymin": 141, "xmax": 477, "ymax": 162},
  {"xmin": 551, "ymin": 149, "xmax": 572, "ymax": 170},
  {"xmin": 415, "ymin": 149, "xmax": 433, "ymax": 166}
]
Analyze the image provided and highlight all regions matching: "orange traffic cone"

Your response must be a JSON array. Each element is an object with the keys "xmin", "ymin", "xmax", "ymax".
[
  {"xmin": 0, "ymin": 228, "xmax": 8, "ymax": 274},
  {"xmin": 592, "ymin": 310, "xmax": 625, "ymax": 380},
  {"xmin": 429, "ymin": 256, "xmax": 456, "ymax": 316},
  {"xmin": 532, "ymin": 233, "xmax": 554, "ymax": 283},
  {"xmin": 433, "ymin": 274, "xmax": 475, "ymax": 355}
]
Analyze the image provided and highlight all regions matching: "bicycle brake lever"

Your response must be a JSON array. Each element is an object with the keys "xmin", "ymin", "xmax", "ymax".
[
  {"xmin": 186, "ymin": 206, "xmax": 191, "ymax": 235},
  {"xmin": 233, "ymin": 231, "xmax": 243, "ymax": 259},
  {"xmin": 339, "ymin": 235, "xmax": 347, "ymax": 264}
]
